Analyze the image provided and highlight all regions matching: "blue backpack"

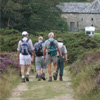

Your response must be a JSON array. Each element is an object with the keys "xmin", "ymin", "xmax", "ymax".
[
  {"xmin": 48, "ymin": 39, "xmax": 57, "ymax": 56},
  {"xmin": 20, "ymin": 39, "xmax": 29, "ymax": 55}
]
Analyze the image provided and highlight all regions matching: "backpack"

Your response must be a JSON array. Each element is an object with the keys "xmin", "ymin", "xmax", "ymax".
[
  {"xmin": 35, "ymin": 42, "xmax": 43, "ymax": 56},
  {"xmin": 20, "ymin": 39, "xmax": 29, "ymax": 55},
  {"xmin": 48, "ymin": 39, "xmax": 57, "ymax": 56},
  {"xmin": 58, "ymin": 42, "xmax": 65, "ymax": 56},
  {"xmin": 60, "ymin": 46, "xmax": 65, "ymax": 56}
]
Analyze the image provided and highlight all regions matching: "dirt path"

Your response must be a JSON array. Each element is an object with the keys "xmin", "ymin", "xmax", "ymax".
[{"xmin": 7, "ymin": 70, "xmax": 74, "ymax": 100}]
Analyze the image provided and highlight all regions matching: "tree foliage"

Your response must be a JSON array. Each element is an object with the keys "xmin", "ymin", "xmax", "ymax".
[{"xmin": 0, "ymin": 0, "xmax": 68, "ymax": 33}]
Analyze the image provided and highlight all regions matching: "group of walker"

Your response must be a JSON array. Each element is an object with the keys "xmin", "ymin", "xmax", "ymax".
[{"xmin": 17, "ymin": 31, "xmax": 68, "ymax": 82}]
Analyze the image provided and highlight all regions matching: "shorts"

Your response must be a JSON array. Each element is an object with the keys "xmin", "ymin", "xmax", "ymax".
[
  {"xmin": 45, "ymin": 54, "xmax": 57, "ymax": 64},
  {"xmin": 19, "ymin": 53, "xmax": 31, "ymax": 65},
  {"xmin": 35, "ymin": 56, "xmax": 47, "ymax": 71}
]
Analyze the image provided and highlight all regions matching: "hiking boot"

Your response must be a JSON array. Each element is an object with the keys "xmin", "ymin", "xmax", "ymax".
[
  {"xmin": 56, "ymin": 72, "xmax": 58, "ymax": 80},
  {"xmin": 37, "ymin": 75, "xmax": 41, "ymax": 81},
  {"xmin": 38, "ymin": 77, "xmax": 41, "ymax": 81},
  {"xmin": 22, "ymin": 78, "xmax": 25, "ymax": 82},
  {"xmin": 59, "ymin": 76, "xmax": 63, "ymax": 81},
  {"xmin": 53, "ymin": 72, "xmax": 57, "ymax": 80},
  {"xmin": 48, "ymin": 76, "xmax": 52, "ymax": 82},
  {"xmin": 41, "ymin": 76, "xmax": 46, "ymax": 80},
  {"xmin": 41, "ymin": 73, "xmax": 46, "ymax": 80},
  {"xmin": 26, "ymin": 75, "xmax": 29, "ymax": 81},
  {"xmin": 36, "ymin": 74, "xmax": 38, "ymax": 79}
]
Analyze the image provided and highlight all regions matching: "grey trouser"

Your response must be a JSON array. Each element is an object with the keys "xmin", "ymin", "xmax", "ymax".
[{"xmin": 35, "ymin": 56, "xmax": 47, "ymax": 71}]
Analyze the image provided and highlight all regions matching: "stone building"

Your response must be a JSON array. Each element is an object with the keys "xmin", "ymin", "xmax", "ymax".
[{"xmin": 58, "ymin": 0, "xmax": 100, "ymax": 31}]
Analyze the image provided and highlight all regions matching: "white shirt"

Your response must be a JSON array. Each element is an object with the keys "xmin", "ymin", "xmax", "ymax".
[{"xmin": 17, "ymin": 37, "xmax": 34, "ymax": 52}]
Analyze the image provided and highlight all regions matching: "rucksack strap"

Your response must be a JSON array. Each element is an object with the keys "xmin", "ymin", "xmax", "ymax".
[
  {"xmin": 21, "ymin": 39, "xmax": 29, "ymax": 42},
  {"xmin": 48, "ymin": 39, "xmax": 55, "ymax": 42},
  {"xmin": 26, "ymin": 39, "xmax": 29, "ymax": 42}
]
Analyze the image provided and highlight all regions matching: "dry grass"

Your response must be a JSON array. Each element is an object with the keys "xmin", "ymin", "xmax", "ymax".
[{"xmin": 0, "ymin": 70, "xmax": 20, "ymax": 100}]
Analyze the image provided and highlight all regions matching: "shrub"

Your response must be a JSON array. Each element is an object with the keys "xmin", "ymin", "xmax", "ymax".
[
  {"xmin": 69, "ymin": 50, "xmax": 100, "ymax": 100},
  {"xmin": 0, "ymin": 52, "xmax": 20, "ymax": 72},
  {"xmin": 1, "ymin": 29, "xmax": 100, "ymax": 64},
  {"xmin": 0, "ymin": 52, "xmax": 20, "ymax": 100}
]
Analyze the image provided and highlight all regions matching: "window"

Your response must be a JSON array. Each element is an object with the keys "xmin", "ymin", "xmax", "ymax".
[
  {"xmin": 81, "ymin": 18, "xmax": 83, "ymax": 21},
  {"xmin": 91, "ymin": 24, "xmax": 93, "ymax": 26},
  {"xmin": 91, "ymin": 18, "xmax": 93, "ymax": 21},
  {"xmin": 77, "ymin": 22, "xmax": 79, "ymax": 28}
]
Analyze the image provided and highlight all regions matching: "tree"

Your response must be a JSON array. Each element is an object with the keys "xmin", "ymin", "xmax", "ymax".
[{"xmin": 0, "ymin": 0, "xmax": 68, "ymax": 33}]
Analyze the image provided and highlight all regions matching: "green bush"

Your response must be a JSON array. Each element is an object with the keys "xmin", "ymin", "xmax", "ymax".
[{"xmin": 1, "ymin": 29, "xmax": 100, "ymax": 64}]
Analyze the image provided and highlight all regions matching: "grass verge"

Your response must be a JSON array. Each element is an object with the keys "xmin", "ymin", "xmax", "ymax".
[
  {"xmin": 0, "ymin": 69, "xmax": 20, "ymax": 100},
  {"xmin": 69, "ymin": 50, "xmax": 100, "ymax": 100}
]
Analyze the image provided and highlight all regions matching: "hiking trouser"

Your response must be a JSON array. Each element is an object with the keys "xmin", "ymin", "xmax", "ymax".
[
  {"xmin": 56, "ymin": 57, "xmax": 64, "ymax": 76},
  {"xmin": 35, "ymin": 56, "xmax": 47, "ymax": 71}
]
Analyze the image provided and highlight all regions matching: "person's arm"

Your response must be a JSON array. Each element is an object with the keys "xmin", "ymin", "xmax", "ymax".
[
  {"xmin": 57, "ymin": 46, "xmax": 62, "ymax": 58},
  {"xmin": 64, "ymin": 53, "xmax": 68, "ymax": 64},
  {"xmin": 32, "ymin": 50, "xmax": 35, "ymax": 62},
  {"xmin": 32, "ymin": 43, "xmax": 36, "ymax": 62},
  {"xmin": 17, "ymin": 51, "xmax": 20, "ymax": 63},
  {"xmin": 64, "ymin": 45, "xmax": 68, "ymax": 64},
  {"xmin": 43, "ymin": 47, "xmax": 46, "ymax": 60},
  {"xmin": 17, "ymin": 41, "xmax": 21, "ymax": 63},
  {"xmin": 55, "ymin": 40, "xmax": 62, "ymax": 58}
]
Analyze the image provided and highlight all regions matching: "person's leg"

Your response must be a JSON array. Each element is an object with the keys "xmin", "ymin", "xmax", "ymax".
[
  {"xmin": 37, "ymin": 70, "xmax": 42, "ymax": 81},
  {"xmin": 59, "ymin": 58, "xmax": 64, "ymax": 81},
  {"xmin": 21, "ymin": 65, "xmax": 25, "ymax": 76},
  {"xmin": 56, "ymin": 58, "xmax": 60, "ymax": 73},
  {"xmin": 24, "ymin": 55, "xmax": 32, "ymax": 81},
  {"xmin": 20, "ymin": 54, "xmax": 26, "ymax": 82},
  {"xmin": 21, "ymin": 65, "xmax": 25, "ymax": 82},
  {"xmin": 45, "ymin": 54, "xmax": 52, "ymax": 82},
  {"xmin": 53, "ymin": 62, "xmax": 58, "ymax": 80},
  {"xmin": 26, "ymin": 64, "xmax": 31, "ymax": 81},
  {"xmin": 27, "ymin": 64, "xmax": 31, "ymax": 74},
  {"xmin": 56, "ymin": 58, "xmax": 60, "ymax": 80},
  {"xmin": 37, "ymin": 70, "xmax": 41, "ymax": 75},
  {"xmin": 35, "ymin": 57, "xmax": 42, "ymax": 81},
  {"xmin": 48, "ymin": 63, "xmax": 52, "ymax": 82},
  {"xmin": 48, "ymin": 63, "xmax": 51, "ymax": 75},
  {"xmin": 41, "ymin": 58, "xmax": 47, "ymax": 80},
  {"xmin": 52, "ymin": 56, "xmax": 57, "ymax": 80},
  {"xmin": 41, "ymin": 68, "xmax": 46, "ymax": 80},
  {"xmin": 53, "ymin": 62, "xmax": 57, "ymax": 72}
]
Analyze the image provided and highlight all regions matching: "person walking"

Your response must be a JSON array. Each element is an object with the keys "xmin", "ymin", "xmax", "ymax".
[
  {"xmin": 43, "ymin": 32, "xmax": 61, "ymax": 82},
  {"xmin": 56, "ymin": 38, "xmax": 68, "ymax": 81},
  {"xmin": 33, "ymin": 36, "xmax": 47, "ymax": 81},
  {"xmin": 17, "ymin": 31, "xmax": 34, "ymax": 82}
]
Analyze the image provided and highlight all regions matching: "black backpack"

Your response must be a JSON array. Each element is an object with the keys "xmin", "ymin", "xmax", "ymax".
[{"xmin": 35, "ymin": 42, "xmax": 43, "ymax": 56}]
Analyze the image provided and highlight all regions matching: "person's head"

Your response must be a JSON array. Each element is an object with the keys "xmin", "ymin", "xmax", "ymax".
[
  {"xmin": 38, "ymin": 36, "xmax": 43, "ymax": 42},
  {"xmin": 48, "ymin": 32, "xmax": 54, "ymax": 38},
  {"xmin": 22, "ymin": 31, "xmax": 29, "ymax": 37},
  {"xmin": 57, "ymin": 38, "xmax": 63, "ymax": 43}
]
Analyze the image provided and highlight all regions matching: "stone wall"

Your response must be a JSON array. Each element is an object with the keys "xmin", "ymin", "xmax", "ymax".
[{"xmin": 62, "ymin": 13, "xmax": 100, "ymax": 31}]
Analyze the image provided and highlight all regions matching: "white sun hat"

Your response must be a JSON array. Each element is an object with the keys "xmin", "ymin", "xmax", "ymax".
[{"xmin": 22, "ymin": 31, "xmax": 29, "ymax": 36}]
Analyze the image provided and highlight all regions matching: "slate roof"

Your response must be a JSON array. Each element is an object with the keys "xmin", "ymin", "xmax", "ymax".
[
  {"xmin": 82, "ymin": 0, "xmax": 100, "ymax": 13},
  {"xmin": 58, "ymin": 0, "xmax": 100, "ymax": 14}
]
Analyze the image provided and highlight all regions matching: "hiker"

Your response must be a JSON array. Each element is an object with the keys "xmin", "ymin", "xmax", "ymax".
[
  {"xmin": 56, "ymin": 38, "xmax": 68, "ymax": 81},
  {"xmin": 33, "ymin": 36, "xmax": 47, "ymax": 81},
  {"xmin": 17, "ymin": 31, "xmax": 34, "ymax": 82},
  {"xmin": 43, "ymin": 32, "xmax": 61, "ymax": 82}
]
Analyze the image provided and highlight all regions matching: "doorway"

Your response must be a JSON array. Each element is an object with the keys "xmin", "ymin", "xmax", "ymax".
[{"xmin": 70, "ymin": 22, "xmax": 75, "ymax": 31}]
